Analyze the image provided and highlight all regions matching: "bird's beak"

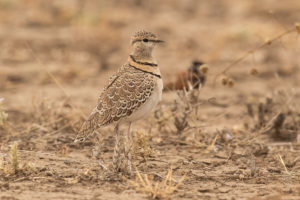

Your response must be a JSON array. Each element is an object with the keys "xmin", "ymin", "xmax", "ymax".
[{"xmin": 155, "ymin": 39, "xmax": 164, "ymax": 43}]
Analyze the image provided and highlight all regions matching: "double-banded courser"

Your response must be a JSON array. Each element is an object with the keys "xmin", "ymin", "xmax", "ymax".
[{"xmin": 75, "ymin": 30, "xmax": 164, "ymax": 172}]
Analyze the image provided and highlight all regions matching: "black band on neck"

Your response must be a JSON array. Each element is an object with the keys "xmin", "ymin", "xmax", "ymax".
[
  {"xmin": 128, "ymin": 64, "xmax": 161, "ymax": 79},
  {"xmin": 130, "ymin": 55, "xmax": 158, "ymax": 67}
]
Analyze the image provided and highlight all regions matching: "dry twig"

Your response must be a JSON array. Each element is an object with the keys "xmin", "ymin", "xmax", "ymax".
[{"xmin": 214, "ymin": 24, "xmax": 299, "ymax": 85}]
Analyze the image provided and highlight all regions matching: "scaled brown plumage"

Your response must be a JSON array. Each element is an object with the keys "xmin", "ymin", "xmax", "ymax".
[{"xmin": 76, "ymin": 64, "xmax": 156, "ymax": 141}]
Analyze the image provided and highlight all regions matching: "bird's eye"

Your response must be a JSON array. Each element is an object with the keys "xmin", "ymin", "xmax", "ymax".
[{"xmin": 143, "ymin": 38, "xmax": 148, "ymax": 42}]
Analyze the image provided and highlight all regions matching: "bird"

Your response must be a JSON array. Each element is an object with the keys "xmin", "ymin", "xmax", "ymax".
[
  {"xmin": 74, "ymin": 30, "xmax": 164, "ymax": 173},
  {"xmin": 164, "ymin": 60, "xmax": 207, "ymax": 91}
]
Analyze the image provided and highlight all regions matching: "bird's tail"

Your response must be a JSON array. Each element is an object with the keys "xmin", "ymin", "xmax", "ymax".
[{"xmin": 74, "ymin": 111, "xmax": 100, "ymax": 143}]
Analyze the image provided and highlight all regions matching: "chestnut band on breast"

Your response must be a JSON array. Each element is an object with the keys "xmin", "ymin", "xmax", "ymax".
[{"xmin": 128, "ymin": 64, "xmax": 161, "ymax": 79}]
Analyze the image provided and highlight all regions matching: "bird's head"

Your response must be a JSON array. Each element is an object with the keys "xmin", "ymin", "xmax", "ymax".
[{"xmin": 131, "ymin": 30, "xmax": 164, "ymax": 58}]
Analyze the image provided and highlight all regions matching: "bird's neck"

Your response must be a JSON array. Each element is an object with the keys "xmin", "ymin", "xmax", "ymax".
[
  {"xmin": 128, "ymin": 51, "xmax": 161, "ymax": 77},
  {"xmin": 131, "ymin": 48, "xmax": 155, "ymax": 63}
]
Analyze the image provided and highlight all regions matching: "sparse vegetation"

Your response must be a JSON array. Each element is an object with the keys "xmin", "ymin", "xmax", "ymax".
[
  {"xmin": 125, "ymin": 167, "xmax": 185, "ymax": 199},
  {"xmin": 0, "ymin": 98, "xmax": 8, "ymax": 127},
  {"xmin": 1, "ymin": 0, "xmax": 300, "ymax": 199},
  {"xmin": 1, "ymin": 144, "xmax": 21, "ymax": 175},
  {"xmin": 30, "ymin": 97, "xmax": 82, "ymax": 135},
  {"xmin": 9, "ymin": 143, "xmax": 18, "ymax": 174},
  {"xmin": 0, "ymin": 144, "xmax": 38, "ymax": 179},
  {"xmin": 132, "ymin": 130, "xmax": 156, "ymax": 161}
]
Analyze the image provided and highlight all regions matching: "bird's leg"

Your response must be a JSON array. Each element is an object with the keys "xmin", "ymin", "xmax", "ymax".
[
  {"xmin": 129, "ymin": 123, "xmax": 134, "ymax": 149},
  {"xmin": 112, "ymin": 123, "xmax": 121, "ymax": 172},
  {"xmin": 126, "ymin": 122, "xmax": 133, "ymax": 174},
  {"xmin": 92, "ymin": 132, "xmax": 108, "ymax": 171}
]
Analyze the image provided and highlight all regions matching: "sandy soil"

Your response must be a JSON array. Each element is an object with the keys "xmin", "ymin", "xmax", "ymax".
[{"xmin": 1, "ymin": 0, "xmax": 300, "ymax": 199}]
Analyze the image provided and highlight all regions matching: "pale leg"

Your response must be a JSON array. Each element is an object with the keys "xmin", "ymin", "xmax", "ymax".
[
  {"xmin": 112, "ymin": 123, "xmax": 121, "ymax": 172},
  {"xmin": 126, "ymin": 122, "xmax": 133, "ymax": 173}
]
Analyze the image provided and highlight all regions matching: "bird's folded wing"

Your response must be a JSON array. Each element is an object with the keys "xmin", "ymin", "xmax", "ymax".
[{"xmin": 74, "ymin": 67, "xmax": 155, "ymax": 142}]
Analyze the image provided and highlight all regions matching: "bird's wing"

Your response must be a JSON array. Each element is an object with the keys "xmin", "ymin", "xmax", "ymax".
[{"xmin": 74, "ymin": 65, "xmax": 155, "ymax": 142}]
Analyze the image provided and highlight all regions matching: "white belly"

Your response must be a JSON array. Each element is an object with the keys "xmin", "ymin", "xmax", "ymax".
[{"xmin": 123, "ymin": 78, "xmax": 163, "ymax": 123}]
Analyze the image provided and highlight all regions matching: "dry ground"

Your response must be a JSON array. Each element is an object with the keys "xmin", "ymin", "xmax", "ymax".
[{"xmin": 1, "ymin": 0, "xmax": 300, "ymax": 199}]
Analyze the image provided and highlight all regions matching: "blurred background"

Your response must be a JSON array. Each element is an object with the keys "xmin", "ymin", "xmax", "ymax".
[{"xmin": 1, "ymin": 0, "xmax": 299, "ymax": 110}]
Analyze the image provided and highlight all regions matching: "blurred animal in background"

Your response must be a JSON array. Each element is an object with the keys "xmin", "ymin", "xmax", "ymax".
[{"xmin": 164, "ymin": 60, "xmax": 208, "ymax": 91}]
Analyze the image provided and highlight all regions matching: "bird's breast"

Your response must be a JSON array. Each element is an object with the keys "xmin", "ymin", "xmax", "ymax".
[{"xmin": 121, "ymin": 78, "xmax": 163, "ymax": 123}]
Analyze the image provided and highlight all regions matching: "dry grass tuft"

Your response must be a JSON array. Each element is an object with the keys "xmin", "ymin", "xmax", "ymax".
[
  {"xmin": 247, "ymin": 92, "xmax": 299, "ymax": 141},
  {"xmin": 171, "ymin": 86, "xmax": 205, "ymax": 133},
  {"xmin": 0, "ymin": 98, "xmax": 8, "ymax": 127},
  {"xmin": 132, "ymin": 131, "xmax": 156, "ymax": 161},
  {"xmin": 10, "ymin": 143, "xmax": 19, "ymax": 173},
  {"xmin": 0, "ymin": 143, "xmax": 37, "ymax": 177},
  {"xmin": 125, "ymin": 167, "xmax": 185, "ymax": 199},
  {"xmin": 0, "ymin": 143, "xmax": 19, "ymax": 175}
]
